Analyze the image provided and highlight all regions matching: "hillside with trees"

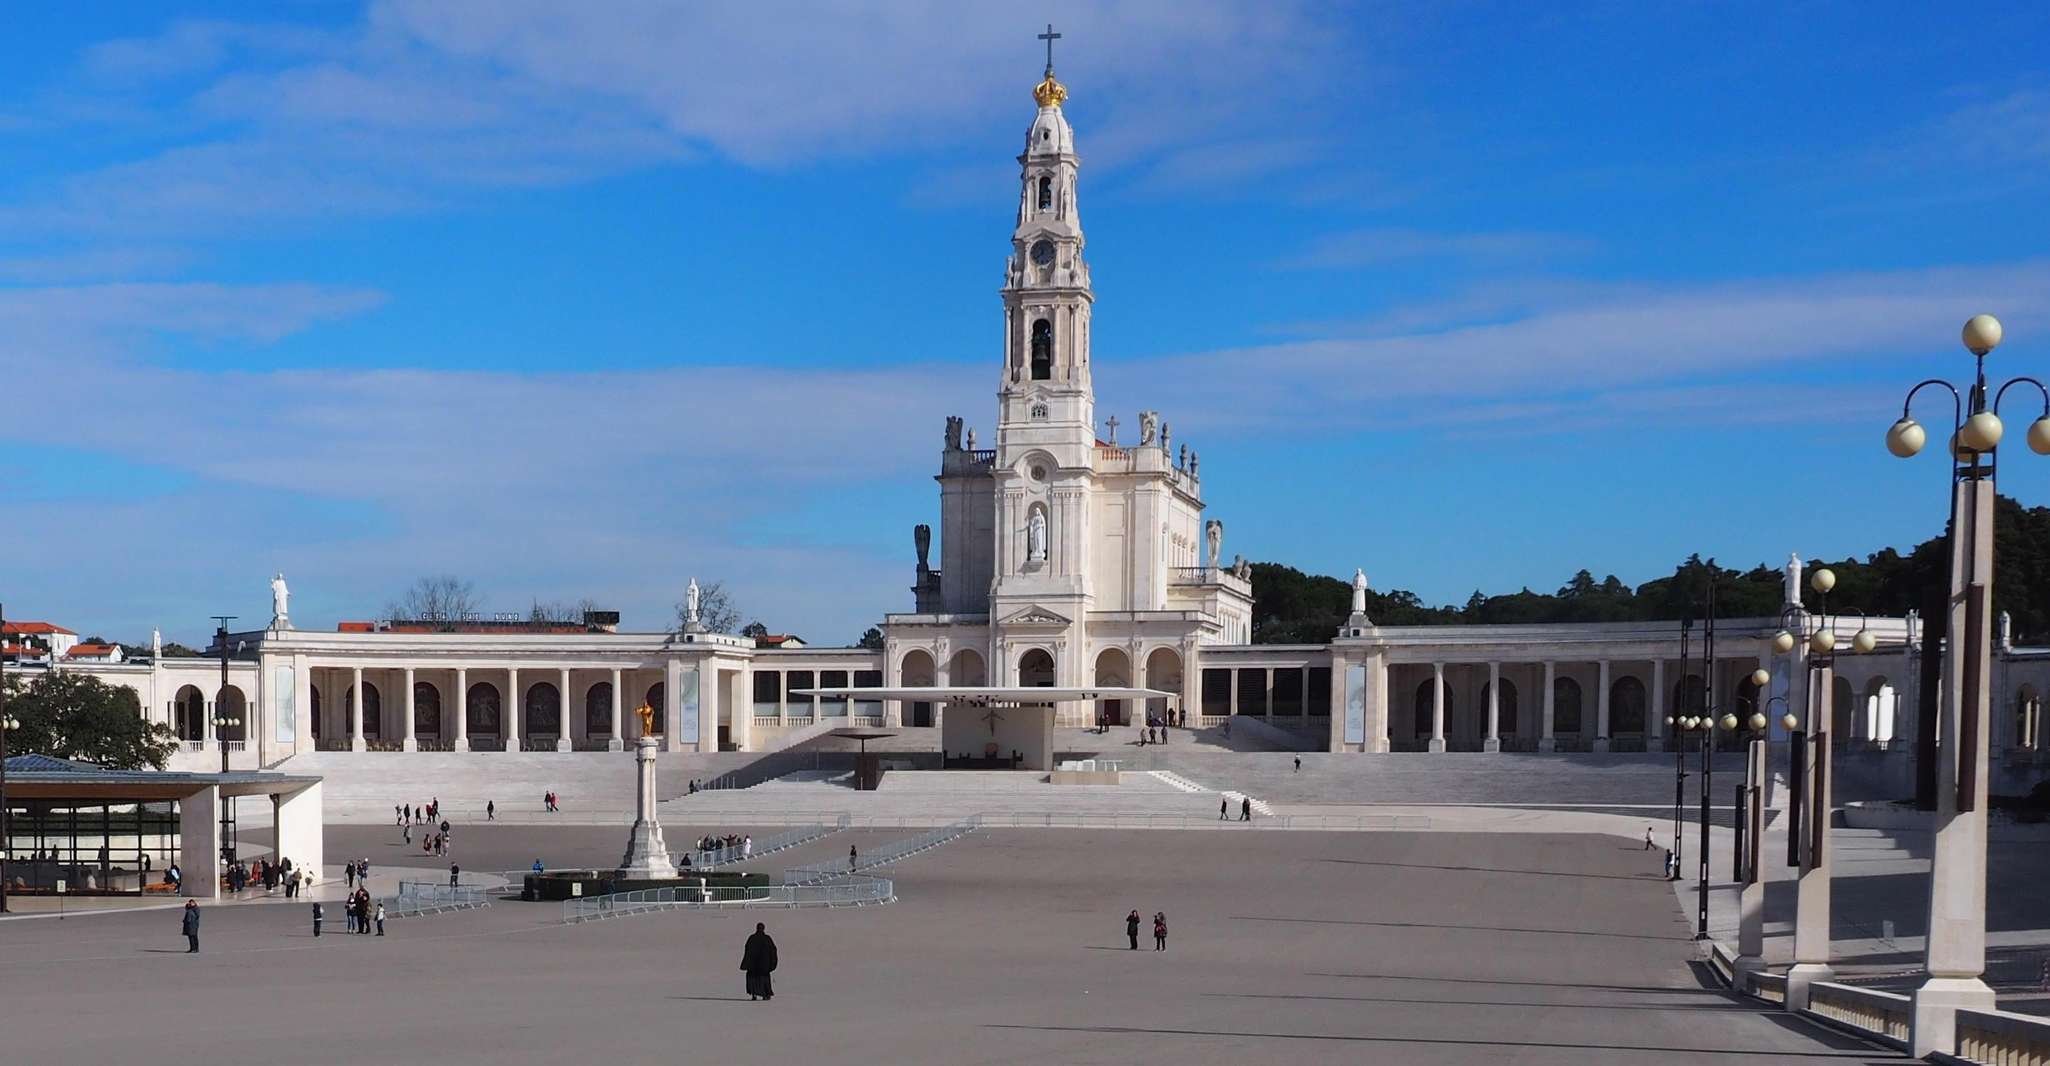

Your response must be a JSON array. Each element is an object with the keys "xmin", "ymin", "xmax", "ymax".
[{"xmin": 1251, "ymin": 494, "xmax": 2050, "ymax": 644}]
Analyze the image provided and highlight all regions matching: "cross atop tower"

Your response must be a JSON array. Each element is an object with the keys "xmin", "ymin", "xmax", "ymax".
[{"xmin": 1038, "ymin": 23, "xmax": 1061, "ymax": 76}]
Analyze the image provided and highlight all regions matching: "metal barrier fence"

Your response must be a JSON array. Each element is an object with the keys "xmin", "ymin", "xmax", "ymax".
[
  {"xmin": 783, "ymin": 816, "xmax": 982, "ymax": 884},
  {"xmin": 561, "ymin": 875, "xmax": 893, "ymax": 923},
  {"xmin": 391, "ymin": 879, "xmax": 490, "ymax": 916},
  {"xmin": 681, "ymin": 816, "xmax": 851, "ymax": 870}
]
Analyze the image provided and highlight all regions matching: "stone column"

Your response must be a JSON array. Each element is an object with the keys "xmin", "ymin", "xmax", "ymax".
[
  {"xmin": 1787, "ymin": 663, "xmax": 1836, "ymax": 1011},
  {"xmin": 608, "ymin": 667, "xmax": 623, "ymax": 751},
  {"xmin": 1429, "ymin": 662, "xmax": 1446, "ymax": 753},
  {"xmin": 1484, "ymin": 661, "xmax": 1501, "ymax": 752},
  {"xmin": 454, "ymin": 668, "xmax": 469, "ymax": 751},
  {"xmin": 1911, "ymin": 474, "xmax": 1998, "ymax": 1056},
  {"xmin": 1650, "ymin": 659, "xmax": 1667, "ymax": 752},
  {"xmin": 1540, "ymin": 662, "xmax": 1557, "ymax": 752},
  {"xmin": 557, "ymin": 667, "xmax": 572, "ymax": 751},
  {"xmin": 350, "ymin": 666, "xmax": 365, "ymax": 752},
  {"xmin": 403, "ymin": 667, "xmax": 417, "ymax": 751},
  {"xmin": 506, "ymin": 667, "xmax": 520, "ymax": 752},
  {"xmin": 1594, "ymin": 660, "xmax": 1612, "ymax": 753}
]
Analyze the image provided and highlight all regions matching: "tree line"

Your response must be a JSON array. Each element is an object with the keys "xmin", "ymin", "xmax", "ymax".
[{"xmin": 1251, "ymin": 494, "xmax": 2050, "ymax": 645}]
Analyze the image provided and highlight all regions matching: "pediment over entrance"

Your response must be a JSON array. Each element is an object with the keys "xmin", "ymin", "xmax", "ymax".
[{"xmin": 998, "ymin": 605, "xmax": 1073, "ymax": 628}]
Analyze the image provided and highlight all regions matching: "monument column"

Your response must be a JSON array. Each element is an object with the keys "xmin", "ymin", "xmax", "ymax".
[
  {"xmin": 506, "ymin": 667, "xmax": 520, "ymax": 752},
  {"xmin": 1594, "ymin": 660, "xmax": 1612, "ymax": 753},
  {"xmin": 608, "ymin": 668, "xmax": 623, "ymax": 751},
  {"xmin": 454, "ymin": 668, "xmax": 469, "ymax": 752},
  {"xmin": 1540, "ymin": 661, "xmax": 1557, "ymax": 752},
  {"xmin": 558, "ymin": 667, "xmax": 572, "ymax": 752},
  {"xmin": 350, "ymin": 666, "xmax": 365, "ymax": 752},
  {"xmin": 1651, "ymin": 659, "xmax": 1667, "ymax": 752},
  {"xmin": 1429, "ymin": 662, "xmax": 1446, "ymax": 753},
  {"xmin": 1484, "ymin": 661, "xmax": 1501, "ymax": 752},
  {"xmin": 403, "ymin": 667, "xmax": 417, "ymax": 752}
]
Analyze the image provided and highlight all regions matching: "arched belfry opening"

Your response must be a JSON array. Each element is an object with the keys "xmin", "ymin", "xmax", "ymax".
[
  {"xmin": 1037, "ymin": 175, "xmax": 1052, "ymax": 211},
  {"xmin": 1030, "ymin": 318, "xmax": 1053, "ymax": 380}
]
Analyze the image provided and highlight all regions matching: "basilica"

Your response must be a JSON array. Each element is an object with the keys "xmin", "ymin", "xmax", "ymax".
[{"xmin": 19, "ymin": 62, "xmax": 2050, "ymax": 776}]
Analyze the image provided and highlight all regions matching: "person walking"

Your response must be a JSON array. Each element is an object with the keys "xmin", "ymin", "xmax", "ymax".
[
  {"xmin": 374, "ymin": 901, "xmax": 386, "ymax": 936},
  {"xmin": 743, "ymin": 835, "xmax": 753, "ymax": 859},
  {"xmin": 344, "ymin": 862, "xmax": 355, "ymax": 890},
  {"xmin": 449, "ymin": 863, "xmax": 461, "ymax": 888},
  {"xmin": 1240, "ymin": 796, "xmax": 1252, "ymax": 822},
  {"xmin": 487, "ymin": 800, "xmax": 495, "ymax": 821},
  {"xmin": 1153, "ymin": 912, "xmax": 1167, "ymax": 951},
  {"xmin": 1644, "ymin": 826, "xmax": 1655, "ymax": 851},
  {"xmin": 741, "ymin": 922, "xmax": 779, "ymax": 1001},
  {"xmin": 181, "ymin": 900, "xmax": 201, "ymax": 953},
  {"xmin": 1125, "ymin": 909, "xmax": 1141, "ymax": 950},
  {"xmin": 1294, "ymin": 755, "xmax": 1302, "ymax": 773},
  {"xmin": 344, "ymin": 894, "xmax": 358, "ymax": 934},
  {"xmin": 312, "ymin": 900, "xmax": 324, "ymax": 937},
  {"xmin": 848, "ymin": 845, "xmax": 858, "ymax": 873}
]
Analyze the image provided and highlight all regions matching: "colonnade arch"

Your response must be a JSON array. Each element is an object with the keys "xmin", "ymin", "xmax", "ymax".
[{"xmin": 1093, "ymin": 647, "xmax": 1130, "ymax": 726}]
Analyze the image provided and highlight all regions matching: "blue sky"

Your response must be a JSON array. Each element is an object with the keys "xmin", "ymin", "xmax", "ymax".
[{"xmin": 5, "ymin": 2, "xmax": 2050, "ymax": 645}]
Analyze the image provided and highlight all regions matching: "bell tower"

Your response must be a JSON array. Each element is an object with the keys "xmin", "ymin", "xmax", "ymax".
[{"xmin": 997, "ymin": 33, "xmax": 1094, "ymax": 462}]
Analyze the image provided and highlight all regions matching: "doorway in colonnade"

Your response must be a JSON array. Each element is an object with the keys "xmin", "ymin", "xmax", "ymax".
[
  {"xmin": 899, "ymin": 650, "xmax": 935, "ymax": 728},
  {"xmin": 1093, "ymin": 647, "xmax": 1130, "ymax": 727},
  {"xmin": 525, "ymin": 683, "xmax": 561, "ymax": 749},
  {"xmin": 309, "ymin": 685, "xmax": 323, "ymax": 742},
  {"xmin": 466, "ymin": 683, "xmax": 502, "ymax": 747},
  {"xmin": 1019, "ymin": 649, "xmax": 1056, "ymax": 687},
  {"xmin": 586, "ymin": 682, "xmax": 613, "ymax": 742},
  {"xmin": 1609, "ymin": 676, "xmax": 1646, "ymax": 750},
  {"xmin": 1553, "ymin": 677, "xmax": 1584, "ymax": 750},
  {"xmin": 643, "ymin": 683, "xmax": 665, "ymax": 735},
  {"xmin": 1411, "ymin": 678, "xmax": 1452, "ymax": 751},
  {"xmin": 413, "ymin": 682, "xmax": 442, "ymax": 744},
  {"xmin": 347, "ymin": 684, "xmax": 382, "ymax": 744},
  {"xmin": 1143, "ymin": 648, "xmax": 1182, "ymax": 727},
  {"xmin": 1479, "ymin": 678, "xmax": 1520, "ymax": 750}
]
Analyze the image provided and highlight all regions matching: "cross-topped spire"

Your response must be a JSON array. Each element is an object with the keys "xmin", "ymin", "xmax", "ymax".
[{"xmin": 1038, "ymin": 23, "xmax": 1061, "ymax": 76}]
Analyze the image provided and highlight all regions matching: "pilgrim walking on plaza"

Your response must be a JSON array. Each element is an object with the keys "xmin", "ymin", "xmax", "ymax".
[{"xmin": 741, "ymin": 923, "xmax": 778, "ymax": 1001}]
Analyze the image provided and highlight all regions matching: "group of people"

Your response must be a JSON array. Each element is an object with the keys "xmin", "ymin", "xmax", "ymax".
[
  {"xmin": 1124, "ymin": 909, "xmax": 1169, "ymax": 950},
  {"xmin": 340, "ymin": 857, "xmax": 372, "ymax": 889},
  {"xmin": 224, "ymin": 856, "xmax": 312, "ymax": 897},
  {"xmin": 313, "ymin": 888, "xmax": 384, "ymax": 936},
  {"xmin": 543, "ymin": 791, "xmax": 562, "ymax": 812},
  {"xmin": 695, "ymin": 833, "xmax": 753, "ymax": 858},
  {"xmin": 396, "ymin": 799, "xmax": 443, "ymax": 825},
  {"xmin": 1219, "ymin": 796, "xmax": 1253, "ymax": 821}
]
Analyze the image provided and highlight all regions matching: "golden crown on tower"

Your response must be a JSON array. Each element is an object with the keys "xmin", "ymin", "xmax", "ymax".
[{"xmin": 1033, "ymin": 71, "xmax": 1067, "ymax": 108}]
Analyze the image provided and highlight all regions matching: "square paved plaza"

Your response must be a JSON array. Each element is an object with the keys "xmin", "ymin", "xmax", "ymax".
[{"xmin": 0, "ymin": 825, "xmax": 1893, "ymax": 1064}]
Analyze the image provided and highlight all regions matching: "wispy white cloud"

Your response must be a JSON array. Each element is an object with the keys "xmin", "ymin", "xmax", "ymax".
[{"xmin": 1272, "ymin": 228, "xmax": 1598, "ymax": 271}]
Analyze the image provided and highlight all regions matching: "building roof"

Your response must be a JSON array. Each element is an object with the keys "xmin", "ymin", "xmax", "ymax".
[
  {"xmin": 67, "ymin": 643, "xmax": 118, "ymax": 657},
  {"xmin": 1, "ymin": 621, "xmax": 75, "ymax": 636},
  {"xmin": 752, "ymin": 634, "xmax": 805, "ymax": 648}
]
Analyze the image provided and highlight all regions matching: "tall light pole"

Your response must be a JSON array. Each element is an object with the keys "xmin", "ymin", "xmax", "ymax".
[
  {"xmin": 211, "ymin": 616, "xmax": 237, "ymax": 867},
  {"xmin": 1887, "ymin": 314, "xmax": 2050, "ymax": 1055},
  {"xmin": 1668, "ymin": 617, "xmax": 1693, "ymax": 879}
]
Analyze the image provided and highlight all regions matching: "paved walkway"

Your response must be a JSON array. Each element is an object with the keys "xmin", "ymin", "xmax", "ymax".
[{"xmin": 0, "ymin": 828, "xmax": 1893, "ymax": 1064}]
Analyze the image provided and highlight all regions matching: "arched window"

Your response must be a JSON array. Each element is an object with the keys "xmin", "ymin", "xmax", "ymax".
[
  {"xmin": 586, "ymin": 682, "xmax": 613, "ymax": 737},
  {"xmin": 1610, "ymin": 676, "xmax": 1646, "ymax": 733},
  {"xmin": 1030, "ymin": 319, "xmax": 1052, "ymax": 380},
  {"xmin": 1554, "ymin": 677, "xmax": 1583, "ymax": 735},
  {"xmin": 1037, "ymin": 175, "xmax": 1052, "ymax": 210},
  {"xmin": 526, "ymin": 682, "xmax": 561, "ymax": 738}
]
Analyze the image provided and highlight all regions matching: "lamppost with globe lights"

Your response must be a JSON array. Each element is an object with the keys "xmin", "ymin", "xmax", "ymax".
[
  {"xmin": 211, "ymin": 616, "xmax": 237, "ymax": 867},
  {"xmin": 1776, "ymin": 565, "xmax": 1876, "ymax": 1010},
  {"xmin": 1731, "ymin": 690, "xmax": 1785, "ymax": 982},
  {"xmin": 1884, "ymin": 314, "xmax": 2050, "ymax": 1055}
]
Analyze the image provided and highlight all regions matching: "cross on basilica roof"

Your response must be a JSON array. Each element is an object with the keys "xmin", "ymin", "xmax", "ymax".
[{"xmin": 1038, "ymin": 23, "xmax": 1061, "ymax": 76}]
